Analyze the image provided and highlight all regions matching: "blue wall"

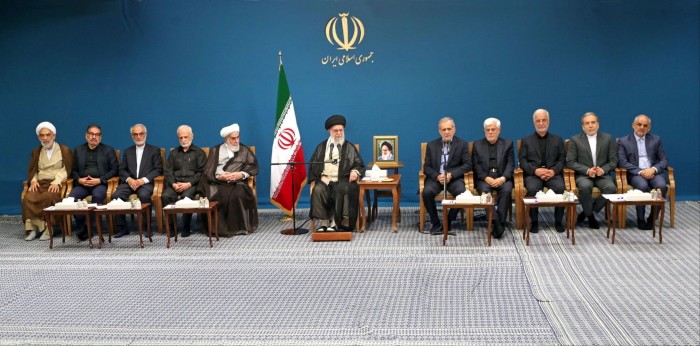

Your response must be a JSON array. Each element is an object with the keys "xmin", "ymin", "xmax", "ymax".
[{"xmin": 1, "ymin": 0, "xmax": 698, "ymax": 214}]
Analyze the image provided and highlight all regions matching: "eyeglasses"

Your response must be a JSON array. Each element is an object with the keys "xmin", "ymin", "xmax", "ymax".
[
  {"xmin": 131, "ymin": 132, "xmax": 146, "ymax": 137},
  {"xmin": 87, "ymin": 132, "xmax": 102, "ymax": 137}
]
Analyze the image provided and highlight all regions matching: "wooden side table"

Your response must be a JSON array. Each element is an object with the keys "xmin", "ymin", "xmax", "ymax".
[
  {"xmin": 358, "ymin": 174, "xmax": 401, "ymax": 232},
  {"xmin": 604, "ymin": 196, "xmax": 666, "ymax": 244},
  {"xmin": 522, "ymin": 197, "xmax": 578, "ymax": 245},
  {"xmin": 163, "ymin": 201, "xmax": 219, "ymax": 248},
  {"xmin": 94, "ymin": 203, "xmax": 152, "ymax": 248},
  {"xmin": 441, "ymin": 200, "xmax": 494, "ymax": 246},
  {"xmin": 366, "ymin": 162, "xmax": 403, "ymax": 222},
  {"xmin": 43, "ymin": 206, "xmax": 95, "ymax": 249}
]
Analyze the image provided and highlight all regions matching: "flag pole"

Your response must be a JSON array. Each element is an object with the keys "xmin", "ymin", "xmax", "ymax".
[{"xmin": 279, "ymin": 51, "xmax": 283, "ymax": 67}]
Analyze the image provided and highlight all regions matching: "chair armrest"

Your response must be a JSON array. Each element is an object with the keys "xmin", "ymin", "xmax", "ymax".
[
  {"xmin": 667, "ymin": 166, "xmax": 675, "ymax": 190},
  {"xmin": 418, "ymin": 171, "xmax": 425, "ymax": 193},
  {"xmin": 615, "ymin": 168, "xmax": 627, "ymax": 193},
  {"xmin": 563, "ymin": 168, "xmax": 575, "ymax": 194},
  {"xmin": 247, "ymin": 175, "xmax": 257, "ymax": 199}
]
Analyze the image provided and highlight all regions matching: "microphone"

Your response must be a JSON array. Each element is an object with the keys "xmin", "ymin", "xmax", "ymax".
[{"xmin": 332, "ymin": 158, "xmax": 338, "ymax": 165}]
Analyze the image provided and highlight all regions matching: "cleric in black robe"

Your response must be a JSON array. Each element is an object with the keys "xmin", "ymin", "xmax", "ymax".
[
  {"xmin": 199, "ymin": 123, "xmax": 259, "ymax": 237},
  {"xmin": 308, "ymin": 114, "xmax": 365, "ymax": 231}
]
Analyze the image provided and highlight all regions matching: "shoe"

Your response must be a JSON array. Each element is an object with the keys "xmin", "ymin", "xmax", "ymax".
[
  {"xmin": 447, "ymin": 229, "xmax": 456, "ymax": 236},
  {"xmin": 143, "ymin": 230, "xmax": 153, "ymax": 238},
  {"xmin": 588, "ymin": 215, "xmax": 600, "ymax": 229},
  {"xmin": 530, "ymin": 222, "xmax": 539, "ymax": 233},
  {"xmin": 637, "ymin": 220, "xmax": 652, "ymax": 230},
  {"xmin": 181, "ymin": 228, "xmax": 191, "ymax": 238},
  {"xmin": 25, "ymin": 230, "xmax": 38, "ymax": 241},
  {"xmin": 577, "ymin": 212, "xmax": 586, "ymax": 224},
  {"xmin": 235, "ymin": 230, "xmax": 249, "ymax": 236},
  {"xmin": 429, "ymin": 223, "xmax": 443, "ymax": 235},
  {"xmin": 76, "ymin": 231, "xmax": 88, "ymax": 242},
  {"xmin": 113, "ymin": 228, "xmax": 130, "ymax": 238},
  {"xmin": 39, "ymin": 230, "xmax": 51, "ymax": 241},
  {"xmin": 492, "ymin": 220, "xmax": 504, "ymax": 239},
  {"xmin": 646, "ymin": 216, "xmax": 655, "ymax": 228},
  {"xmin": 327, "ymin": 226, "xmax": 337, "ymax": 232},
  {"xmin": 554, "ymin": 223, "xmax": 565, "ymax": 233},
  {"xmin": 315, "ymin": 226, "xmax": 327, "ymax": 232}
]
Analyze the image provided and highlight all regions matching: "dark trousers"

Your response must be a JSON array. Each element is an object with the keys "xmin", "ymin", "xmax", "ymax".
[
  {"xmin": 475, "ymin": 180, "xmax": 513, "ymax": 224},
  {"xmin": 629, "ymin": 174, "xmax": 667, "ymax": 221},
  {"xmin": 68, "ymin": 184, "xmax": 107, "ymax": 231},
  {"xmin": 310, "ymin": 180, "xmax": 359, "ymax": 230},
  {"xmin": 575, "ymin": 175, "xmax": 616, "ymax": 216},
  {"xmin": 422, "ymin": 178, "xmax": 466, "ymax": 226},
  {"xmin": 162, "ymin": 185, "xmax": 198, "ymax": 230},
  {"xmin": 524, "ymin": 175, "xmax": 565, "ymax": 224},
  {"xmin": 113, "ymin": 183, "xmax": 153, "ymax": 228}
]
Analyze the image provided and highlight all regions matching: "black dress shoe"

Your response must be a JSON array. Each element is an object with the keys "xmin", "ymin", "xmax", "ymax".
[
  {"xmin": 492, "ymin": 220, "xmax": 504, "ymax": 239},
  {"xmin": 529, "ymin": 222, "xmax": 539, "ymax": 233},
  {"xmin": 637, "ymin": 220, "xmax": 652, "ymax": 230},
  {"xmin": 577, "ymin": 212, "xmax": 586, "ymax": 224},
  {"xmin": 76, "ymin": 231, "xmax": 88, "ymax": 242},
  {"xmin": 181, "ymin": 228, "xmax": 191, "ymax": 237},
  {"xmin": 429, "ymin": 223, "xmax": 443, "ymax": 235},
  {"xmin": 588, "ymin": 215, "xmax": 600, "ymax": 229},
  {"xmin": 113, "ymin": 228, "xmax": 130, "ymax": 238},
  {"xmin": 646, "ymin": 216, "xmax": 655, "ymax": 228},
  {"xmin": 143, "ymin": 230, "xmax": 153, "ymax": 238},
  {"xmin": 554, "ymin": 223, "xmax": 565, "ymax": 233}
]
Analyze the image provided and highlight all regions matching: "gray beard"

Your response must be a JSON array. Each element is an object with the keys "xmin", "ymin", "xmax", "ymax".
[
  {"xmin": 41, "ymin": 141, "xmax": 54, "ymax": 150},
  {"xmin": 226, "ymin": 143, "xmax": 240, "ymax": 152},
  {"xmin": 331, "ymin": 136, "xmax": 344, "ymax": 146}
]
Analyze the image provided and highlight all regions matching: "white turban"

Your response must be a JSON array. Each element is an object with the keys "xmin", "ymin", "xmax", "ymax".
[
  {"xmin": 35, "ymin": 121, "xmax": 56, "ymax": 136},
  {"xmin": 220, "ymin": 123, "xmax": 240, "ymax": 138}
]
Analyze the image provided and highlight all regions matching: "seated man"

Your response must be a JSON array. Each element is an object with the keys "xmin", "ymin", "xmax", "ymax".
[
  {"xmin": 518, "ymin": 109, "xmax": 566, "ymax": 233},
  {"xmin": 162, "ymin": 125, "xmax": 207, "ymax": 237},
  {"xmin": 473, "ymin": 117, "xmax": 514, "ymax": 239},
  {"xmin": 22, "ymin": 122, "xmax": 73, "ymax": 241},
  {"xmin": 199, "ymin": 123, "xmax": 258, "ymax": 237},
  {"xmin": 618, "ymin": 114, "xmax": 668, "ymax": 230},
  {"xmin": 566, "ymin": 112, "xmax": 617, "ymax": 229},
  {"xmin": 308, "ymin": 114, "xmax": 365, "ymax": 232},
  {"xmin": 69, "ymin": 124, "xmax": 118, "ymax": 241},
  {"xmin": 113, "ymin": 124, "xmax": 163, "ymax": 238},
  {"xmin": 422, "ymin": 117, "xmax": 471, "ymax": 235}
]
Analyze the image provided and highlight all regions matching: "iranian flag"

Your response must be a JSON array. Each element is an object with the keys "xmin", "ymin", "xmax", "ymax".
[{"xmin": 270, "ymin": 63, "xmax": 307, "ymax": 215}]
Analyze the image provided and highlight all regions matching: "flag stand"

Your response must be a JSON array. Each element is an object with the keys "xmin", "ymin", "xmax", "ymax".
[{"xmin": 278, "ymin": 162, "xmax": 308, "ymax": 235}]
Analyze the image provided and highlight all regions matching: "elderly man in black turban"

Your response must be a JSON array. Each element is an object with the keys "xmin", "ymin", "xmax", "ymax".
[{"xmin": 308, "ymin": 114, "xmax": 365, "ymax": 231}]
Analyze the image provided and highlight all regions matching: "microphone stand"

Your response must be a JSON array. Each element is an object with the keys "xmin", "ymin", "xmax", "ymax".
[
  {"xmin": 271, "ymin": 159, "xmax": 336, "ymax": 235},
  {"xmin": 442, "ymin": 141, "xmax": 450, "ymax": 200}
]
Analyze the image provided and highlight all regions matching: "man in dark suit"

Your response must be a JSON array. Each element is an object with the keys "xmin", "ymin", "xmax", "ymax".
[
  {"xmin": 423, "ymin": 117, "xmax": 471, "ymax": 235},
  {"xmin": 518, "ymin": 109, "xmax": 566, "ymax": 233},
  {"xmin": 113, "ymin": 124, "xmax": 163, "ymax": 238},
  {"xmin": 68, "ymin": 124, "xmax": 119, "ymax": 241},
  {"xmin": 566, "ymin": 112, "xmax": 617, "ymax": 229},
  {"xmin": 618, "ymin": 114, "xmax": 668, "ymax": 230},
  {"xmin": 473, "ymin": 117, "xmax": 514, "ymax": 238}
]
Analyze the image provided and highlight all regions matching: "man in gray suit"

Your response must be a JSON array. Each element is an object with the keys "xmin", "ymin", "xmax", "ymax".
[
  {"xmin": 617, "ymin": 114, "xmax": 668, "ymax": 230},
  {"xmin": 113, "ymin": 124, "xmax": 163, "ymax": 238},
  {"xmin": 566, "ymin": 112, "xmax": 617, "ymax": 229}
]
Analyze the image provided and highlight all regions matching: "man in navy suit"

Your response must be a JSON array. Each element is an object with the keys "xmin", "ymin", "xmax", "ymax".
[
  {"xmin": 518, "ymin": 109, "xmax": 566, "ymax": 233},
  {"xmin": 68, "ymin": 124, "xmax": 118, "ymax": 241},
  {"xmin": 618, "ymin": 114, "xmax": 668, "ymax": 230},
  {"xmin": 566, "ymin": 112, "xmax": 617, "ymax": 229},
  {"xmin": 113, "ymin": 124, "xmax": 163, "ymax": 238},
  {"xmin": 473, "ymin": 117, "xmax": 514, "ymax": 238},
  {"xmin": 422, "ymin": 117, "xmax": 471, "ymax": 235}
]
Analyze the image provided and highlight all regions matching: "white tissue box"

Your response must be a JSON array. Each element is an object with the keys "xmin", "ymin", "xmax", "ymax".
[
  {"xmin": 536, "ymin": 194, "xmax": 565, "ymax": 202},
  {"xmin": 624, "ymin": 193, "xmax": 652, "ymax": 201},
  {"xmin": 174, "ymin": 201, "xmax": 200, "ymax": 208},
  {"xmin": 54, "ymin": 202, "xmax": 79, "ymax": 210},
  {"xmin": 452, "ymin": 196, "xmax": 482, "ymax": 204}
]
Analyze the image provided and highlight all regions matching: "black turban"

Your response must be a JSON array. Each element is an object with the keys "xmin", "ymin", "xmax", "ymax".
[{"xmin": 324, "ymin": 114, "xmax": 346, "ymax": 130}]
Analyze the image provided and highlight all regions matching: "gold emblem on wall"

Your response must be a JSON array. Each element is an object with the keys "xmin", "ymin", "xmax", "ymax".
[
  {"xmin": 325, "ymin": 13, "xmax": 365, "ymax": 51},
  {"xmin": 322, "ymin": 12, "xmax": 374, "ymax": 68}
]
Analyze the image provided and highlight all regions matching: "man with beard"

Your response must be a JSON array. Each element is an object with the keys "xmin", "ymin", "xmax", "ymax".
[
  {"xmin": 199, "ymin": 123, "xmax": 259, "ymax": 237},
  {"xmin": 518, "ymin": 109, "xmax": 566, "ymax": 233},
  {"xmin": 22, "ymin": 121, "xmax": 73, "ymax": 241},
  {"xmin": 162, "ymin": 125, "xmax": 207, "ymax": 237},
  {"xmin": 68, "ymin": 124, "xmax": 119, "ymax": 241},
  {"xmin": 308, "ymin": 114, "xmax": 365, "ymax": 232},
  {"xmin": 113, "ymin": 123, "xmax": 163, "ymax": 238},
  {"xmin": 566, "ymin": 112, "xmax": 617, "ymax": 229},
  {"xmin": 473, "ymin": 117, "xmax": 515, "ymax": 239}
]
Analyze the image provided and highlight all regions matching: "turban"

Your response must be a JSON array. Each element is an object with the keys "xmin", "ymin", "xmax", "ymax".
[
  {"xmin": 324, "ymin": 114, "xmax": 346, "ymax": 130},
  {"xmin": 220, "ymin": 123, "xmax": 240, "ymax": 138},
  {"xmin": 35, "ymin": 121, "xmax": 56, "ymax": 136}
]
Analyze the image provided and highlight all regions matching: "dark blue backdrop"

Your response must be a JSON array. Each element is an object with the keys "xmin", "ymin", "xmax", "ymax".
[{"xmin": 1, "ymin": 0, "xmax": 698, "ymax": 214}]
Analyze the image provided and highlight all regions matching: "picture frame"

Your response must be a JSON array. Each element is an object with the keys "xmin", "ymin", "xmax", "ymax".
[{"xmin": 373, "ymin": 135, "xmax": 398, "ymax": 164}]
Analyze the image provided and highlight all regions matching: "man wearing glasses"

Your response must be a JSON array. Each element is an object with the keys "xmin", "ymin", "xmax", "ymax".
[
  {"xmin": 68, "ymin": 124, "xmax": 119, "ymax": 241},
  {"xmin": 113, "ymin": 123, "xmax": 163, "ymax": 238}
]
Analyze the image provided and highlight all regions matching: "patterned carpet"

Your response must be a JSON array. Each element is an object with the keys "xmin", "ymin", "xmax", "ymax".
[{"xmin": 0, "ymin": 202, "xmax": 698, "ymax": 345}]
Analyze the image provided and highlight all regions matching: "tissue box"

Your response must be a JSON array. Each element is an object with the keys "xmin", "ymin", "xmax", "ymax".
[
  {"xmin": 624, "ymin": 193, "xmax": 652, "ymax": 201},
  {"xmin": 536, "ymin": 194, "xmax": 565, "ymax": 202},
  {"xmin": 54, "ymin": 202, "xmax": 79, "ymax": 210},
  {"xmin": 455, "ymin": 196, "xmax": 482, "ymax": 204},
  {"xmin": 365, "ymin": 170, "xmax": 387, "ymax": 178},
  {"xmin": 105, "ymin": 200, "xmax": 132, "ymax": 210},
  {"xmin": 174, "ymin": 200, "xmax": 200, "ymax": 208}
]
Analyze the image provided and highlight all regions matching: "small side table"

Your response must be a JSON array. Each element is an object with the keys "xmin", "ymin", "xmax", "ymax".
[
  {"xmin": 604, "ymin": 195, "xmax": 666, "ymax": 244},
  {"xmin": 441, "ymin": 200, "xmax": 494, "ymax": 246},
  {"xmin": 366, "ymin": 162, "xmax": 404, "ymax": 222},
  {"xmin": 358, "ymin": 174, "xmax": 401, "ymax": 232},
  {"xmin": 522, "ymin": 197, "xmax": 578, "ymax": 245},
  {"xmin": 43, "ymin": 206, "xmax": 95, "ymax": 249},
  {"xmin": 94, "ymin": 203, "xmax": 152, "ymax": 248},
  {"xmin": 163, "ymin": 201, "xmax": 219, "ymax": 248}
]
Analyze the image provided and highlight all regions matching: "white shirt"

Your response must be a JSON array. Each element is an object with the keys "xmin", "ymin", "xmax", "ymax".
[{"xmin": 586, "ymin": 133, "xmax": 597, "ymax": 166}]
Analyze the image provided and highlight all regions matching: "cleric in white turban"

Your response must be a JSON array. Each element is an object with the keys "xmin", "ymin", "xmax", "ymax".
[
  {"xmin": 22, "ymin": 121, "xmax": 73, "ymax": 241},
  {"xmin": 199, "ymin": 122, "xmax": 259, "ymax": 237}
]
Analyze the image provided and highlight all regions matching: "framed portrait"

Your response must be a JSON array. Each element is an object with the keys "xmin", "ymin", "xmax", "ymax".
[{"xmin": 373, "ymin": 135, "xmax": 398, "ymax": 164}]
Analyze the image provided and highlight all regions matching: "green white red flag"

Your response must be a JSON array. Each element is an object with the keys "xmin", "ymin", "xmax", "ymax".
[{"xmin": 270, "ymin": 63, "xmax": 307, "ymax": 215}]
